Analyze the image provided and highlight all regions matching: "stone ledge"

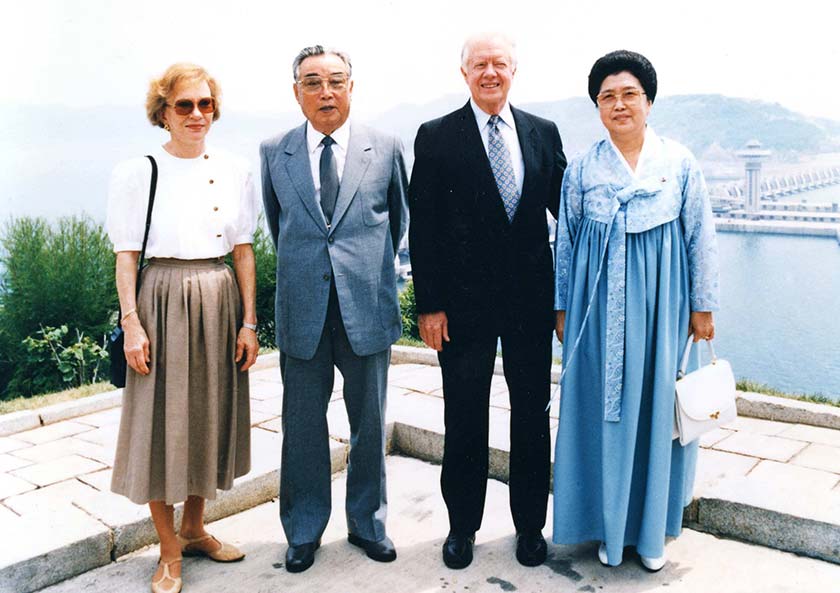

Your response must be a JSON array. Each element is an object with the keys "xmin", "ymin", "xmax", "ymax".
[
  {"xmin": 690, "ymin": 497, "xmax": 840, "ymax": 564},
  {"xmin": 737, "ymin": 391, "xmax": 840, "ymax": 430},
  {"xmin": 390, "ymin": 420, "xmax": 840, "ymax": 566}
]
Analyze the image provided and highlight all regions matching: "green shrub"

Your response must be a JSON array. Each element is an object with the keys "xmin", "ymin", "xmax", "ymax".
[
  {"xmin": 0, "ymin": 216, "xmax": 116, "ymax": 398},
  {"xmin": 252, "ymin": 222, "xmax": 277, "ymax": 349},
  {"xmin": 399, "ymin": 280, "xmax": 419, "ymax": 341},
  {"xmin": 6, "ymin": 325, "xmax": 108, "ymax": 396}
]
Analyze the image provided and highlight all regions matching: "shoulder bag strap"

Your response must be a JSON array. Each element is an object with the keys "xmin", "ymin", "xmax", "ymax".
[{"xmin": 134, "ymin": 155, "xmax": 158, "ymax": 296}]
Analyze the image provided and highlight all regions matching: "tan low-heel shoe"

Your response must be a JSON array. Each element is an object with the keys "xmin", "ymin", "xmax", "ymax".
[
  {"xmin": 177, "ymin": 533, "xmax": 245, "ymax": 562},
  {"xmin": 151, "ymin": 558, "xmax": 182, "ymax": 593}
]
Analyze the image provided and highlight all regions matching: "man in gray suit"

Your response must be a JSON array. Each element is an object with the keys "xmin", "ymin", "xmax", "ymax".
[{"xmin": 260, "ymin": 45, "xmax": 408, "ymax": 573}]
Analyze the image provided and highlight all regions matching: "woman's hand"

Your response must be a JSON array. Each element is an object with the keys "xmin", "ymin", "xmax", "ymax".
[
  {"xmin": 690, "ymin": 311, "xmax": 715, "ymax": 342},
  {"xmin": 555, "ymin": 310, "xmax": 566, "ymax": 343},
  {"xmin": 122, "ymin": 315, "xmax": 151, "ymax": 375},
  {"xmin": 236, "ymin": 327, "xmax": 259, "ymax": 371}
]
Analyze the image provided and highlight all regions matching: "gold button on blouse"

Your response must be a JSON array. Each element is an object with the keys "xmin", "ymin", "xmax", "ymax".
[
  {"xmin": 209, "ymin": 179, "xmax": 214, "ymax": 184},
  {"xmin": 213, "ymin": 206, "xmax": 219, "ymax": 211},
  {"xmin": 204, "ymin": 154, "xmax": 209, "ymax": 160},
  {"xmin": 216, "ymin": 234, "xmax": 222, "ymax": 238}
]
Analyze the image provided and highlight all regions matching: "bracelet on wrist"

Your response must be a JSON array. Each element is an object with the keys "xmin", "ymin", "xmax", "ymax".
[
  {"xmin": 121, "ymin": 308, "xmax": 137, "ymax": 323},
  {"xmin": 242, "ymin": 321, "xmax": 257, "ymax": 331}
]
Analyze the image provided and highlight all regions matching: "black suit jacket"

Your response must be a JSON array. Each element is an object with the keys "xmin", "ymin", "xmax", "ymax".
[{"xmin": 408, "ymin": 102, "xmax": 567, "ymax": 337}]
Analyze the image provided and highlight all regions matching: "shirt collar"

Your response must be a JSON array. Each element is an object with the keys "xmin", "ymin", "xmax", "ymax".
[
  {"xmin": 470, "ymin": 98, "xmax": 517, "ymax": 133},
  {"xmin": 306, "ymin": 120, "xmax": 351, "ymax": 154}
]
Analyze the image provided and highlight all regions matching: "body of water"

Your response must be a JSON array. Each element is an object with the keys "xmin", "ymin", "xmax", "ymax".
[{"xmin": 553, "ymin": 231, "xmax": 840, "ymax": 400}]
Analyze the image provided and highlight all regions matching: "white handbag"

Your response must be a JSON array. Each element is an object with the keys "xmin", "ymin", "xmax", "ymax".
[{"xmin": 673, "ymin": 335, "xmax": 737, "ymax": 446}]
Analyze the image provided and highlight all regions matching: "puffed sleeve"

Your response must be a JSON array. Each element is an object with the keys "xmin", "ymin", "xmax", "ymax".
[
  {"xmin": 554, "ymin": 156, "xmax": 584, "ymax": 311},
  {"xmin": 106, "ymin": 157, "xmax": 151, "ymax": 253},
  {"xmin": 679, "ymin": 153, "xmax": 720, "ymax": 311},
  {"xmin": 234, "ymin": 162, "xmax": 259, "ymax": 246}
]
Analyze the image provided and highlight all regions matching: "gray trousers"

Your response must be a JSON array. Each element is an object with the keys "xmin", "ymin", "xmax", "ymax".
[{"xmin": 279, "ymin": 288, "xmax": 390, "ymax": 545}]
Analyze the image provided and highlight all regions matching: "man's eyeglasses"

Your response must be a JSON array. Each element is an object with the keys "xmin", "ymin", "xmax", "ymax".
[
  {"xmin": 296, "ymin": 75, "xmax": 349, "ymax": 94},
  {"xmin": 596, "ymin": 89, "xmax": 646, "ymax": 109},
  {"xmin": 168, "ymin": 97, "xmax": 215, "ymax": 116}
]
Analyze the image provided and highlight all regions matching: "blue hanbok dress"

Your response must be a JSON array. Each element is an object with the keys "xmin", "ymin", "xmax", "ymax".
[{"xmin": 552, "ymin": 128, "xmax": 720, "ymax": 565}]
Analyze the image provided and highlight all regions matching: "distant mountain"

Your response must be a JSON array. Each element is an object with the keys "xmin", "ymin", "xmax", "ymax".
[{"xmin": 2, "ymin": 95, "xmax": 838, "ymax": 220}]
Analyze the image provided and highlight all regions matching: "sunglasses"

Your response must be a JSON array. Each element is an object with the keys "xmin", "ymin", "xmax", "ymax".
[{"xmin": 167, "ymin": 97, "xmax": 215, "ymax": 116}]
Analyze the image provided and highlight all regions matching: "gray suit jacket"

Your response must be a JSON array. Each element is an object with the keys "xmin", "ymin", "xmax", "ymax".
[{"xmin": 260, "ymin": 122, "xmax": 409, "ymax": 360}]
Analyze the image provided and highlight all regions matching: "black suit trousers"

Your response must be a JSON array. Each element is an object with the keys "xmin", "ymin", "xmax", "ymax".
[{"xmin": 438, "ymin": 323, "xmax": 552, "ymax": 535}]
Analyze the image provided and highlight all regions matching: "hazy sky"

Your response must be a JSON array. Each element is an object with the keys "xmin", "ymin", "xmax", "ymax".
[{"xmin": 3, "ymin": 0, "xmax": 837, "ymax": 120}]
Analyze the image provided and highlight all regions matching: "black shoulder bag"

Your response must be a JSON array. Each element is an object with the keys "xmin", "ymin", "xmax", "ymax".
[{"xmin": 108, "ymin": 155, "xmax": 158, "ymax": 387}]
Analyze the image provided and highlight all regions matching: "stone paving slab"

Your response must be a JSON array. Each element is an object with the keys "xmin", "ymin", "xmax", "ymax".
[
  {"xmin": 10, "ymin": 454, "xmax": 106, "ymax": 487},
  {"xmin": 722, "ymin": 415, "xmax": 790, "ymax": 436},
  {"xmin": 0, "ymin": 453, "xmax": 31, "ymax": 473},
  {"xmin": 13, "ymin": 420, "xmax": 96, "ymax": 446},
  {"xmin": 0, "ymin": 436, "xmax": 31, "ymax": 454},
  {"xmin": 711, "ymin": 431, "xmax": 809, "ymax": 462},
  {"xmin": 791, "ymin": 443, "xmax": 840, "ymax": 475},
  {"xmin": 74, "ymin": 407, "xmax": 123, "ymax": 428},
  {"xmin": 780, "ymin": 423, "xmax": 840, "ymax": 447},
  {"xmin": 10, "ymin": 435, "xmax": 112, "ymax": 464},
  {"xmin": 0, "ymin": 472, "xmax": 37, "ymax": 499},
  {"xmin": 38, "ymin": 457, "xmax": 840, "ymax": 593}
]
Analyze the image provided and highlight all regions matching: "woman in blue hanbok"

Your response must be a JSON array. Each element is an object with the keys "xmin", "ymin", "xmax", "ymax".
[{"xmin": 552, "ymin": 50, "xmax": 720, "ymax": 572}]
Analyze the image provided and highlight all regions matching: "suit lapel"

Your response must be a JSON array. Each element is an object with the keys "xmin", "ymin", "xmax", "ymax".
[
  {"xmin": 457, "ymin": 103, "xmax": 509, "ymax": 221},
  {"xmin": 330, "ymin": 124, "xmax": 372, "ymax": 233},
  {"xmin": 511, "ymin": 106, "xmax": 540, "ymax": 222},
  {"xmin": 283, "ymin": 123, "xmax": 326, "ymax": 232}
]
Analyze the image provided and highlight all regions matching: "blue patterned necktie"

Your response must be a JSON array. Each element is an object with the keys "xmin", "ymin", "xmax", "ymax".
[
  {"xmin": 319, "ymin": 135, "xmax": 339, "ymax": 224},
  {"xmin": 487, "ymin": 114, "xmax": 520, "ymax": 221}
]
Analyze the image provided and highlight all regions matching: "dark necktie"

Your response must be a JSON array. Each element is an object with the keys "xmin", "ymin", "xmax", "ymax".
[{"xmin": 319, "ymin": 135, "xmax": 339, "ymax": 224}]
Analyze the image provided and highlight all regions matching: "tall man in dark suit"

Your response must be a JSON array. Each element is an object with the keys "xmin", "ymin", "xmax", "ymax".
[
  {"xmin": 261, "ymin": 45, "xmax": 408, "ymax": 573},
  {"xmin": 408, "ymin": 33, "xmax": 566, "ymax": 569}
]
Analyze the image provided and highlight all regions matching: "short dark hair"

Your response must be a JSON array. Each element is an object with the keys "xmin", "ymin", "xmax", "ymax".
[
  {"xmin": 292, "ymin": 45, "xmax": 352, "ymax": 81},
  {"xmin": 588, "ymin": 50, "xmax": 657, "ymax": 106}
]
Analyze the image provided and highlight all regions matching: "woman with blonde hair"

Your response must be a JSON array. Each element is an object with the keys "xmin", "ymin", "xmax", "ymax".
[{"xmin": 107, "ymin": 62, "xmax": 259, "ymax": 593}]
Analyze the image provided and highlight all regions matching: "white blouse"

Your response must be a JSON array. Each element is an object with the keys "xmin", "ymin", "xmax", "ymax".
[{"xmin": 106, "ymin": 145, "xmax": 259, "ymax": 258}]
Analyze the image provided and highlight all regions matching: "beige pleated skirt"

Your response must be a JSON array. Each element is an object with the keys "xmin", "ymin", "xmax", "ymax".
[{"xmin": 111, "ymin": 258, "xmax": 251, "ymax": 505}]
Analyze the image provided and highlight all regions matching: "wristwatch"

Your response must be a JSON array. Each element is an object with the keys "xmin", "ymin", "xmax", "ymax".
[{"xmin": 242, "ymin": 322, "xmax": 257, "ymax": 331}]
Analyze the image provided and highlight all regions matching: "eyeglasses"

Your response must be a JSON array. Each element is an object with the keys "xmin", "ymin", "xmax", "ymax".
[
  {"xmin": 296, "ymin": 75, "xmax": 349, "ymax": 94},
  {"xmin": 167, "ymin": 97, "xmax": 215, "ymax": 116},
  {"xmin": 596, "ymin": 89, "xmax": 646, "ymax": 108}
]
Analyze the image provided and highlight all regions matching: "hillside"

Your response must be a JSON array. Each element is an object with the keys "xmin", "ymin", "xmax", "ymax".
[{"xmin": 2, "ymin": 95, "xmax": 838, "ymax": 220}]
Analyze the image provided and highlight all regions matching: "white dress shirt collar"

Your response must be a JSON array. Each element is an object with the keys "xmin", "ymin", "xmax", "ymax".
[
  {"xmin": 306, "ymin": 120, "xmax": 351, "ymax": 155},
  {"xmin": 470, "ymin": 98, "xmax": 517, "ymax": 133}
]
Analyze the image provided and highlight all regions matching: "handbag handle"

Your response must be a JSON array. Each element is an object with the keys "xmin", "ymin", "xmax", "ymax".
[
  {"xmin": 677, "ymin": 335, "xmax": 717, "ymax": 379},
  {"xmin": 134, "ymin": 155, "xmax": 158, "ymax": 296}
]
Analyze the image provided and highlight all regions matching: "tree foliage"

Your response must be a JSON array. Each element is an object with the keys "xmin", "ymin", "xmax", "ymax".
[{"xmin": 0, "ymin": 216, "xmax": 117, "ymax": 398}]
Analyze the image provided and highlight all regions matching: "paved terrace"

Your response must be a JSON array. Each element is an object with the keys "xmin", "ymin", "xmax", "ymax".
[{"xmin": 1, "ymin": 346, "xmax": 839, "ymax": 592}]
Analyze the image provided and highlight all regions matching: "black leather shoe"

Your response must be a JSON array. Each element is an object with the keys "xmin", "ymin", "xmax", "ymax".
[
  {"xmin": 516, "ymin": 531, "xmax": 547, "ymax": 567},
  {"xmin": 347, "ymin": 533, "xmax": 397, "ymax": 562},
  {"xmin": 442, "ymin": 531, "xmax": 475, "ymax": 569},
  {"xmin": 285, "ymin": 540, "xmax": 320, "ymax": 573}
]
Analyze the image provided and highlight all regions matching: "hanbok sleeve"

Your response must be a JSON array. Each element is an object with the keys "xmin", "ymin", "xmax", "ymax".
[
  {"xmin": 679, "ymin": 153, "xmax": 720, "ymax": 311},
  {"xmin": 554, "ymin": 156, "xmax": 584, "ymax": 310}
]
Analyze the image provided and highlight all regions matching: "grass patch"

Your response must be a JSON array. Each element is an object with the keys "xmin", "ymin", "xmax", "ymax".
[
  {"xmin": 396, "ymin": 336, "xmax": 427, "ymax": 348},
  {"xmin": 737, "ymin": 379, "xmax": 840, "ymax": 408},
  {"xmin": 0, "ymin": 382, "xmax": 116, "ymax": 415}
]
